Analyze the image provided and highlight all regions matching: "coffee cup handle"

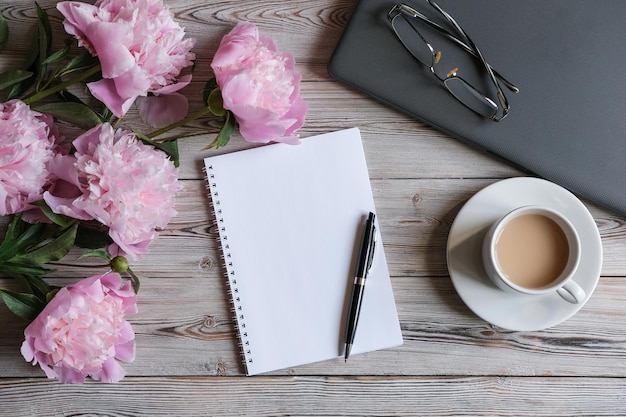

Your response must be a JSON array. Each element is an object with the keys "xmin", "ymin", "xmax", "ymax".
[{"xmin": 556, "ymin": 281, "xmax": 586, "ymax": 304}]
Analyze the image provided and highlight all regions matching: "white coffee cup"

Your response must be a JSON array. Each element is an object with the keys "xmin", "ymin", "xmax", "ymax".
[{"xmin": 482, "ymin": 205, "xmax": 585, "ymax": 304}]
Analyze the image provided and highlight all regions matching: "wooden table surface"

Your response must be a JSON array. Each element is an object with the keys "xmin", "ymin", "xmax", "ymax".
[{"xmin": 1, "ymin": 1, "xmax": 626, "ymax": 416}]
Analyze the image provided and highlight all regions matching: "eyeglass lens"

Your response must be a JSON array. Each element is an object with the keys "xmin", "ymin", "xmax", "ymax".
[
  {"xmin": 444, "ymin": 77, "xmax": 497, "ymax": 118},
  {"xmin": 391, "ymin": 14, "xmax": 435, "ymax": 67}
]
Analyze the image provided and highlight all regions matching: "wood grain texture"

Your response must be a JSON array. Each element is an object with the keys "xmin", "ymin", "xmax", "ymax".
[
  {"xmin": 2, "ymin": 376, "xmax": 626, "ymax": 417},
  {"xmin": 1, "ymin": 0, "xmax": 625, "ymax": 416}
]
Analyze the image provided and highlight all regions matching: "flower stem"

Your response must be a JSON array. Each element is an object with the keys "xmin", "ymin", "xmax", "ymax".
[
  {"xmin": 146, "ymin": 105, "xmax": 214, "ymax": 139},
  {"xmin": 49, "ymin": 262, "xmax": 111, "ymax": 269},
  {"xmin": 23, "ymin": 64, "xmax": 102, "ymax": 105}
]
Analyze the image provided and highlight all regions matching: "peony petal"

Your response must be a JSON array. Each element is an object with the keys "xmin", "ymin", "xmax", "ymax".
[
  {"xmin": 112, "ymin": 66, "xmax": 152, "ymax": 99},
  {"xmin": 43, "ymin": 192, "xmax": 92, "ymax": 220},
  {"xmin": 117, "ymin": 321, "xmax": 136, "ymax": 343},
  {"xmin": 39, "ymin": 363, "xmax": 62, "ymax": 380},
  {"xmin": 19, "ymin": 208, "xmax": 52, "ymax": 224},
  {"xmin": 114, "ymin": 339, "xmax": 136, "ymax": 363},
  {"xmin": 220, "ymin": 73, "xmax": 261, "ymax": 109},
  {"xmin": 282, "ymin": 97, "xmax": 308, "ymax": 136},
  {"xmin": 87, "ymin": 79, "xmax": 136, "ymax": 117},
  {"xmin": 54, "ymin": 366, "xmax": 86, "ymax": 384},
  {"xmin": 94, "ymin": 357, "xmax": 126, "ymax": 383},
  {"xmin": 76, "ymin": 276, "xmax": 107, "ymax": 303},
  {"xmin": 108, "ymin": 230, "xmax": 152, "ymax": 261},
  {"xmin": 211, "ymin": 40, "xmax": 252, "ymax": 71},
  {"xmin": 85, "ymin": 21, "xmax": 135, "ymax": 78},
  {"xmin": 20, "ymin": 340, "xmax": 35, "ymax": 362},
  {"xmin": 98, "ymin": 272, "xmax": 123, "ymax": 291},
  {"xmin": 37, "ymin": 287, "xmax": 73, "ymax": 321},
  {"xmin": 56, "ymin": 2, "xmax": 98, "ymax": 46},
  {"xmin": 228, "ymin": 21, "xmax": 259, "ymax": 39},
  {"xmin": 71, "ymin": 123, "xmax": 104, "ymax": 154},
  {"xmin": 211, "ymin": 23, "xmax": 259, "ymax": 69},
  {"xmin": 151, "ymin": 74, "xmax": 192, "ymax": 95},
  {"xmin": 46, "ymin": 154, "xmax": 81, "ymax": 188},
  {"xmin": 136, "ymin": 93, "xmax": 189, "ymax": 128},
  {"xmin": 228, "ymin": 103, "xmax": 292, "ymax": 143}
]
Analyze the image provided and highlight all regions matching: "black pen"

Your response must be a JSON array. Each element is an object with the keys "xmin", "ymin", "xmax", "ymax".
[{"xmin": 344, "ymin": 211, "xmax": 377, "ymax": 361}]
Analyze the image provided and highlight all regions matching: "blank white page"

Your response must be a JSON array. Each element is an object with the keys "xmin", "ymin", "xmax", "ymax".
[{"xmin": 204, "ymin": 128, "xmax": 402, "ymax": 375}]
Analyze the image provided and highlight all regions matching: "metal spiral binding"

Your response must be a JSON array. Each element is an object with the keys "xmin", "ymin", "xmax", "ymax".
[{"xmin": 205, "ymin": 164, "xmax": 253, "ymax": 371}]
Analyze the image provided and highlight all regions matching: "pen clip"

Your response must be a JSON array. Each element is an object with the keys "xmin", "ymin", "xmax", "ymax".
[
  {"xmin": 366, "ymin": 224, "xmax": 377, "ymax": 273},
  {"xmin": 355, "ymin": 212, "xmax": 377, "ymax": 279}
]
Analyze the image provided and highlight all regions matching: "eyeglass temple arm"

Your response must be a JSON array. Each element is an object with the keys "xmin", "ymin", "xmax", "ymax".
[
  {"xmin": 395, "ymin": 6, "xmax": 519, "ymax": 94},
  {"xmin": 427, "ymin": 1, "xmax": 513, "ymax": 120}
]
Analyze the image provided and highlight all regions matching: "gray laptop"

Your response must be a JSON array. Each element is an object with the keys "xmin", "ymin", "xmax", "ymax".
[{"xmin": 329, "ymin": 0, "xmax": 626, "ymax": 216}]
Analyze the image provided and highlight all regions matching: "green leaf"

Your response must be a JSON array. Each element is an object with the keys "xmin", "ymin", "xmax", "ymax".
[
  {"xmin": 29, "ymin": 200, "xmax": 73, "ymax": 227},
  {"xmin": 99, "ymin": 106, "xmax": 114, "ymax": 123},
  {"xmin": 208, "ymin": 87, "xmax": 226, "ymax": 117},
  {"xmin": 0, "ymin": 215, "xmax": 26, "ymax": 260},
  {"xmin": 0, "ymin": 262, "xmax": 49, "ymax": 276},
  {"xmin": 46, "ymin": 288, "xmax": 59, "ymax": 303},
  {"xmin": 0, "ymin": 69, "xmax": 34, "ymax": 92},
  {"xmin": 34, "ymin": 3, "xmax": 52, "ymax": 92},
  {"xmin": 6, "ymin": 16, "xmax": 40, "ymax": 99},
  {"xmin": 12, "ymin": 222, "xmax": 77, "ymax": 266},
  {"xmin": 56, "ymin": 88, "xmax": 84, "ymax": 105},
  {"xmin": 205, "ymin": 111, "xmax": 236, "ymax": 149},
  {"xmin": 35, "ymin": 3, "xmax": 52, "ymax": 60},
  {"xmin": 127, "ymin": 267, "xmax": 141, "ymax": 294},
  {"xmin": 22, "ymin": 31, "xmax": 40, "ymax": 72},
  {"xmin": 59, "ymin": 52, "xmax": 99, "ymax": 77},
  {"xmin": 6, "ymin": 80, "xmax": 25, "ymax": 100},
  {"xmin": 0, "ymin": 221, "xmax": 47, "ymax": 262},
  {"xmin": 41, "ymin": 45, "xmax": 70, "ymax": 66},
  {"xmin": 202, "ymin": 77, "xmax": 218, "ymax": 106},
  {"xmin": 0, "ymin": 12, "xmax": 8, "ymax": 53},
  {"xmin": 0, "ymin": 289, "xmax": 44, "ymax": 321},
  {"xmin": 25, "ymin": 275, "xmax": 53, "ymax": 298},
  {"xmin": 33, "ymin": 102, "xmax": 103, "ymax": 130},
  {"xmin": 157, "ymin": 139, "xmax": 181, "ymax": 168},
  {"xmin": 12, "ymin": 273, "xmax": 53, "ymax": 300},
  {"xmin": 75, "ymin": 225, "xmax": 112, "ymax": 250},
  {"xmin": 11, "ymin": 223, "xmax": 47, "ymax": 257},
  {"xmin": 79, "ymin": 249, "xmax": 111, "ymax": 262},
  {"xmin": 5, "ymin": 60, "xmax": 36, "ymax": 99}
]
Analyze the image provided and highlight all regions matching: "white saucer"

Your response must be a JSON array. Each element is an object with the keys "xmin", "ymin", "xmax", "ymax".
[{"xmin": 446, "ymin": 177, "xmax": 602, "ymax": 331}]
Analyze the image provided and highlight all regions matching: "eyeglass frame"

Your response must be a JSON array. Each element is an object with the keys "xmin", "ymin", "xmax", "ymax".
[{"xmin": 387, "ymin": 2, "xmax": 519, "ymax": 121}]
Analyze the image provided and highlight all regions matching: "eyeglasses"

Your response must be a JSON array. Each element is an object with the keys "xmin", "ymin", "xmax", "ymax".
[{"xmin": 387, "ymin": 2, "xmax": 519, "ymax": 121}]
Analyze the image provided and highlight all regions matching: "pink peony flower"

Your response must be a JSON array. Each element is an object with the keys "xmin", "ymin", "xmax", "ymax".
[
  {"xmin": 211, "ymin": 22, "xmax": 308, "ymax": 144},
  {"xmin": 21, "ymin": 273, "xmax": 138, "ymax": 383},
  {"xmin": 0, "ymin": 99, "xmax": 62, "ymax": 218},
  {"xmin": 57, "ymin": 0, "xmax": 196, "ymax": 120},
  {"xmin": 44, "ymin": 123, "xmax": 182, "ymax": 260}
]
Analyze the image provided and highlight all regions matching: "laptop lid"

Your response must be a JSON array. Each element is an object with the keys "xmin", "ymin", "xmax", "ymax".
[{"xmin": 329, "ymin": 0, "xmax": 626, "ymax": 216}]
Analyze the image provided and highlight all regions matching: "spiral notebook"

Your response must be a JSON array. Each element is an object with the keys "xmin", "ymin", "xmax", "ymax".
[{"xmin": 204, "ymin": 128, "xmax": 403, "ymax": 375}]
